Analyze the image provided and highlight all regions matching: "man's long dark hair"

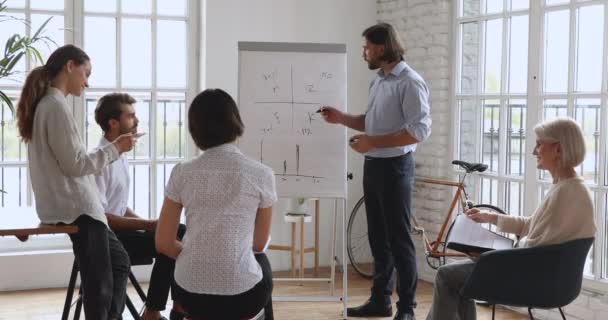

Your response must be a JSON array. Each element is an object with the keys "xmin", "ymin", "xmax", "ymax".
[{"xmin": 362, "ymin": 22, "xmax": 405, "ymax": 63}]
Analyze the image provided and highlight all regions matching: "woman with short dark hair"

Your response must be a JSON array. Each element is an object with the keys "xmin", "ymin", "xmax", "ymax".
[{"xmin": 155, "ymin": 88, "xmax": 276, "ymax": 320}]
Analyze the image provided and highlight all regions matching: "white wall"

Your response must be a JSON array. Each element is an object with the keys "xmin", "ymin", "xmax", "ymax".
[
  {"xmin": 204, "ymin": 0, "xmax": 377, "ymax": 271},
  {"xmin": 0, "ymin": 0, "xmax": 377, "ymax": 292}
]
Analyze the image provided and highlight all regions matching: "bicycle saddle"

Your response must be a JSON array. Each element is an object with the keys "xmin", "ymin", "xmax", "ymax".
[{"xmin": 452, "ymin": 160, "xmax": 488, "ymax": 173}]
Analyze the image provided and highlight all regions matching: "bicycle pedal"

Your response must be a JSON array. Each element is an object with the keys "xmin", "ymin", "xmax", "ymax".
[{"xmin": 412, "ymin": 226, "xmax": 424, "ymax": 234}]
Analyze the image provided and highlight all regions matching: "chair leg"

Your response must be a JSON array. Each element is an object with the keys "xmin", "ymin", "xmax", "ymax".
[
  {"xmin": 125, "ymin": 295, "xmax": 141, "ymax": 320},
  {"xmin": 491, "ymin": 304, "xmax": 495, "ymax": 320},
  {"xmin": 62, "ymin": 259, "xmax": 79, "ymax": 320},
  {"xmin": 129, "ymin": 271, "xmax": 147, "ymax": 302},
  {"xmin": 558, "ymin": 307, "xmax": 567, "ymax": 320},
  {"xmin": 528, "ymin": 307, "xmax": 535, "ymax": 319}
]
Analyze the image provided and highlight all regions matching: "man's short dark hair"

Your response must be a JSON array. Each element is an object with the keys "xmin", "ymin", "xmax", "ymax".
[
  {"xmin": 95, "ymin": 93, "xmax": 136, "ymax": 132},
  {"xmin": 362, "ymin": 22, "xmax": 405, "ymax": 63},
  {"xmin": 188, "ymin": 88, "xmax": 244, "ymax": 150}
]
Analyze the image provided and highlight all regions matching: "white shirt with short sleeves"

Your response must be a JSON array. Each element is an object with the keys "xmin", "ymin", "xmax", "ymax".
[{"xmin": 165, "ymin": 143, "xmax": 277, "ymax": 295}]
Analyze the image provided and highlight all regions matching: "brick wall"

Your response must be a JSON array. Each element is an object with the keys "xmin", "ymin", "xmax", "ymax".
[{"xmin": 376, "ymin": 0, "xmax": 608, "ymax": 319}]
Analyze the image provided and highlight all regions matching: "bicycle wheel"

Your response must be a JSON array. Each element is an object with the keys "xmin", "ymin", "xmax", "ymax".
[
  {"xmin": 442, "ymin": 204, "xmax": 508, "ymax": 259},
  {"xmin": 347, "ymin": 196, "xmax": 374, "ymax": 279}
]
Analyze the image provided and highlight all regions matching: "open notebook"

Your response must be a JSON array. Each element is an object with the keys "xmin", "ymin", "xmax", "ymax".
[{"xmin": 446, "ymin": 214, "xmax": 514, "ymax": 253}]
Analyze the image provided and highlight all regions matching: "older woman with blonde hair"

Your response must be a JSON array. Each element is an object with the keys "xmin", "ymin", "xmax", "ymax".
[{"xmin": 426, "ymin": 117, "xmax": 596, "ymax": 320}]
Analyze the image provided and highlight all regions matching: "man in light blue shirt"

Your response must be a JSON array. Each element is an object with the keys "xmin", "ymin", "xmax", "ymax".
[{"xmin": 321, "ymin": 22, "xmax": 431, "ymax": 320}]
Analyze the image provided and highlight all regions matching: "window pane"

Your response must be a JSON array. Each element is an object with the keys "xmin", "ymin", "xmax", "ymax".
[
  {"xmin": 30, "ymin": 0, "xmax": 63, "ymax": 10},
  {"xmin": 482, "ymin": 100, "xmax": 500, "ymax": 173},
  {"xmin": 158, "ymin": 0, "xmax": 186, "ymax": 16},
  {"xmin": 0, "ymin": 13, "xmax": 25, "ymax": 86},
  {"xmin": 157, "ymin": 20, "xmax": 186, "ymax": 88},
  {"xmin": 85, "ymin": 17, "xmax": 116, "ymax": 88},
  {"xmin": 603, "ymin": 194, "xmax": 608, "ymax": 278},
  {"xmin": 85, "ymin": 93, "xmax": 106, "ymax": 151},
  {"xmin": 128, "ymin": 164, "xmax": 150, "ymax": 218},
  {"xmin": 122, "ymin": 0, "xmax": 151, "ymax": 15},
  {"xmin": 575, "ymin": 99, "xmax": 600, "ymax": 183},
  {"xmin": 4, "ymin": 0, "xmax": 25, "ymax": 8},
  {"xmin": 507, "ymin": 100, "xmax": 526, "ymax": 176},
  {"xmin": 85, "ymin": 0, "xmax": 116, "ymax": 13},
  {"xmin": 156, "ymin": 162, "xmax": 177, "ymax": 217},
  {"xmin": 122, "ymin": 18, "xmax": 151, "ymax": 88},
  {"xmin": 543, "ymin": 99, "xmax": 568, "ymax": 120},
  {"xmin": 511, "ymin": 0, "xmax": 529, "ymax": 10},
  {"xmin": 480, "ymin": 178, "xmax": 499, "ymax": 207},
  {"xmin": 509, "ymin": 15, "xmax": 528, "ymax": 93},
  {"xmin": 546, "ymin": 0, "xmax": 569, "ymax": 5},
  {"xmin": 485, "ymin": 0, "xmax": 503, "ymax": 14},
  {"xmin": 31, "ymin": 14, "xmax": 64, "ymax": 64},
  {"xmin": 0, "ymin": 167, "xmax": 28, "ymax": 207},
  {"xmin": 544, "ymin": 10, "xmax": 570, "ymax": 93},
  {"xmin": 460, "ymin": 22, "xmax": 480, "ymax": 94},
  {"xmin": 157, "ymin": 93, "xmax": 186, "ymax": 159},
  {"xmin": 458, "ymin": 99, "xmax": 477, "ymax": 163},
  {"xmin": 130, "ymin": 93, "xmax": 151, "ymax": 160},
  {"xmin": 576, "ymin": 5, "xmax": 604, "ymax": 92},
  {"xmin": 461, "ymin": 0, "xmax": 480, "ymax": 17},
  {"xmin": 505, "ymin": 181, "xmax": 522, "ymax": 216},
  {"xmin": 484, "ymin": 19, "xmax": 502, "ymax": 94},
  {"xmin": 2, "ymin": 96, "xmax": 25, "ymax": 162}
]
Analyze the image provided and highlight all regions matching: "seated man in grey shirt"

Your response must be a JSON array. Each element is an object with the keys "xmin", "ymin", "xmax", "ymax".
[{"xmin": 93, "ymin": 93, "xmax": 187, "ymax": 320}]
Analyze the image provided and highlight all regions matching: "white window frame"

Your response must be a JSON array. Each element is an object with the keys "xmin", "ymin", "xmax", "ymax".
[
  {"xmin": 452, "ymin": 0, "xmax": 608, "ymax": 292},
  {"xmin": 0, "ymin": 0, "xmax": 200, "ymax": 253}
]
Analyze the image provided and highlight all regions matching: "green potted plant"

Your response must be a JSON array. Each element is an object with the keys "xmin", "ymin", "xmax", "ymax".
[
  {"xmin": 0, "ymin": 0, "xmax": 53, "ymax": 115},
  {"xmin": 0, "ymin": 0, "xmax": 53, "ymax": 194},
  {"xmin": 287, "ymin": 197, "xmax": 310, "ymax": 214}
]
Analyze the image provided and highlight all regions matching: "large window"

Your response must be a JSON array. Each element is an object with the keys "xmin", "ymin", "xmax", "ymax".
[
  {"xmin": 0, "ymin": 0, "xmax": 198, "ymax": 252},
  {"xmin": 454, "ymin": 0, "xmax": 608, "ymax": 287}
]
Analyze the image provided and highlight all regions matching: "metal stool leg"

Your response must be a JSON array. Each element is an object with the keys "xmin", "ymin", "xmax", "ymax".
[
  {"xmin": 125, "ymin": 295, "xmax": 141, "ymax": 319},
  {"xmin": 73, "ymin": 287, "xmax": 83, "ymax": 320},
  {"xmin": 129, "ymin": 272, "xmax": 147, "ymax": 302},
  {"xmin": 62, "ymin": 259, "xmax": 79, "ymax": 320}
]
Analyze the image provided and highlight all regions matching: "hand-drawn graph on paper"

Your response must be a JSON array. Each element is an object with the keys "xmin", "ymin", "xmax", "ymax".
[
  {"xmin": 238, "ymin": 42, "xmax": 347, "ymax": 198},
  {"xmin": 258, "ymin": 140, "xmax": 323, "ymax": 184}
]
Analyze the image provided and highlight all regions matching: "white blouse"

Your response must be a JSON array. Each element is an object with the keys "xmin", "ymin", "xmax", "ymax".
[
  {"xmin": 28, "ymin": 87, "xmax": 119, "ymax": 226},
  {"xmin": 166, "ymin": 143, "xmax": 277, "ymax": 295}
]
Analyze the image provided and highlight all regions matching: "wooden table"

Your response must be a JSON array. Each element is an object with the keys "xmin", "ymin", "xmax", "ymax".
[{"xmin": 0, "ymin": 207, "xmax": 78, "ymax": 239}]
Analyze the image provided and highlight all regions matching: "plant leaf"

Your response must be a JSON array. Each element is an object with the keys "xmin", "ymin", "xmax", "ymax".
[
  {"xmin": 0, "ymin": 90, "xmax": 15, "ymax": 116},
  {"xmin": 31, "ymin": 17, "xmax": 52, "ymax": 40}
]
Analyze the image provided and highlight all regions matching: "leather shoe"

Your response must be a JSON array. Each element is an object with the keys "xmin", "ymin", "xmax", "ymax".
[
  {"xmin": 393, "ymin": 310, "xmax": 416, "ymax": 320},
  {"xmin": 347, "ymin": 300, "xmax": 392, "ymax": 317}
]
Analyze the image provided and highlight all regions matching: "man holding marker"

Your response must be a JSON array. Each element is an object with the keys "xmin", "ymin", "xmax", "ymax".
[
  {"xmin": 320, "ymin": 23, "xmax": 431, "ymax": 320},
  {"xmin": 94, "ymin": 93, "xmax": 187, "ymax": 320}
]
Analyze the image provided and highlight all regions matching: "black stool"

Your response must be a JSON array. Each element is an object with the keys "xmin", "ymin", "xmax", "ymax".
[{"xmin": 61, "ymin": 256, "xmax": 154, "ymax": 320}]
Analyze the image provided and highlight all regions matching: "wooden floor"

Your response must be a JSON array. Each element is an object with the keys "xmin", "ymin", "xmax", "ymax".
[{"xmin": 0, "ymin": 268, "xmax": 527, "ymax": 320}]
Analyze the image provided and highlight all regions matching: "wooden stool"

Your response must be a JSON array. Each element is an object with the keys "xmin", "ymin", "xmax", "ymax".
[{"xmin": 269, "ymin": 199, "xmax": 320, "ymax": 277}]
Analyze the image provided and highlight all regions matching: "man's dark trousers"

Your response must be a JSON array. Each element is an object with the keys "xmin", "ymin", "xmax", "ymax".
[
  {"xmin": 115, "ymin": 224, "xmax": 186, "ymax": 311},
  {"xmin": 363, "ymin": 152, "xmax": 417, "ymax": 314}
]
